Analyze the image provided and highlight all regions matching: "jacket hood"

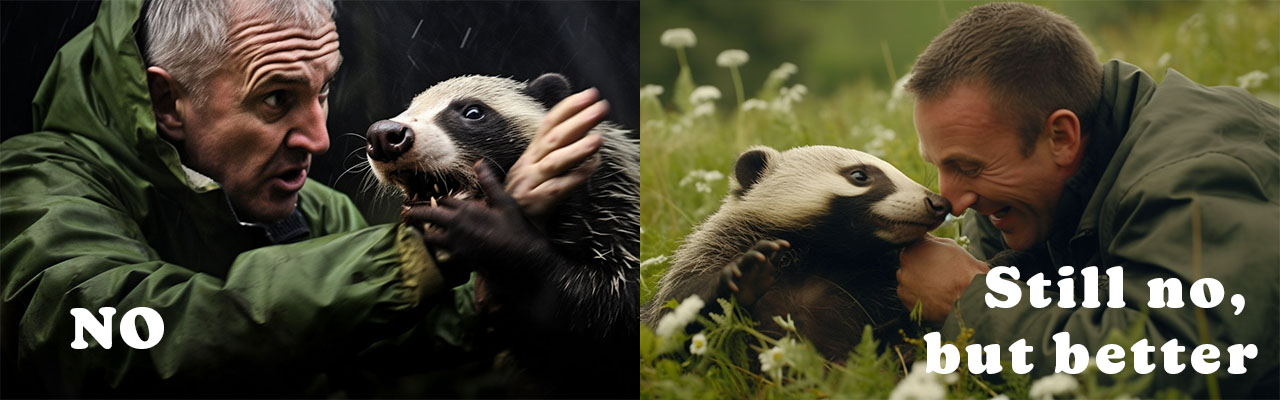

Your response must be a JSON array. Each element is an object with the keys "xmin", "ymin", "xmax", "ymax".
[{"xmin": 30, "ymin": 0, "xmax": 192, "ymax": 190}]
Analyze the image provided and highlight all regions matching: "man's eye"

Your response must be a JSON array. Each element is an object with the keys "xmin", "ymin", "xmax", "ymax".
[
  {"xmin": 320, "ymin": 82, "xmax": 331, "ymax": 96},
  {"xmin": 264, "ymin": 91, "xmax": 287, "ymax": 108},
  {"xmin": 957, "ymin": 166, "xmax": 981, "ymax": 177},
  {"xmin": 462, "ymin": 105, "xmax": 484, "ymax": 120}
]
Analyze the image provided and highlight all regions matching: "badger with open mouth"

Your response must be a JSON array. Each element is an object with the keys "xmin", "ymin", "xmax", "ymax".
[
  {"xmin": 643, "ymin": 145, "xmax": 950, "ymax": 360},
  {"xmin": 365, "ymin": 73, "xmax": 638, "ymax": 394}
]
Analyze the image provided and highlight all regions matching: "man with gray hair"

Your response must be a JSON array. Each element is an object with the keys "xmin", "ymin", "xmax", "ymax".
[
  {"xmin": 896, "ymin": 2, "xmax": 1277, "ymax": 397},
  {"xmin": 1, "ymin": 0, "xmax": 607, "ymax": 396}
]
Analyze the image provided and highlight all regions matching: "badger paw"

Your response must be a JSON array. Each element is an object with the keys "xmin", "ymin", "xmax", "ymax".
[{"xmin": 720, "ymin": 239, "xmax": 790, "ymax": 307}]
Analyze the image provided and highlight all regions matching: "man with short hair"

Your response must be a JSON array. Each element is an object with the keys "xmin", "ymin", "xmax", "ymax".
[
  {"xmin": 896, "ymin": 2, "xmax": 1277, "ymax": 397},
  {"xmin": 0, "ymin": 0, "xmax": 606, "ymax": 396}
]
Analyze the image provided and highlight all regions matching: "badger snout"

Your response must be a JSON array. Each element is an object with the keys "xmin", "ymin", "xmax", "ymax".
[
  {"xmin": 366, "ymin": 119, "xmax": 416, "ymax": 162},
  {"xmin": 924, "ymin": 192, "xmax": 950, "ymax": 220}
]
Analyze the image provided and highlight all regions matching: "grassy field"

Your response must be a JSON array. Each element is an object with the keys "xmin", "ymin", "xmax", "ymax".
[{"xmin": 639, "ymin": 1, "xmax": 1278, "ymax": 398}]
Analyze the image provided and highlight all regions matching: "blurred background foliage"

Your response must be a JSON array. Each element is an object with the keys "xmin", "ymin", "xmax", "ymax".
[{"xmin": 640, "ymin": 0, "xmax": 1278, "ymax": 101}]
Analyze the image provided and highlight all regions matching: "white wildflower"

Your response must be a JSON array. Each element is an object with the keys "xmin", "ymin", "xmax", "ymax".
[
  {"xmin": 660, "ymin": 28, "xmax": 696, "ymax": 49},
  {"xmin": 741, "ymin": 99, "xmax": 769, "ymax": 112},
  {"xmin": 640, "ymin": 84, "xmax": 664, "ymax": 99},
  {"xmin": 758, "ymin": 343, "xmax": 790, "ymax": 379},
  {"xmin": 888, "ymin": 72, "xmax": 914, "ymax": 111},
  {"xmin": 771, "ymin": 84, "xmax": 808, "ymax": 113},
  {"xmin": 771, "ymin": 314, "xmax": 798, "ymax": 333},
  {"xmin": 769, "ymin": 62, "xmax": 798, "ymax": 81},
  {"xmin": 1028, "ymin": 373, "xmax": 1080, "ymax": 400},
  {"xmin": 1236, "ymin": 70, "xmax": 1269, "ymax": 90},
  {"xmin": 689, "ymin": 86, "xmax": 722, "ymax": 105},
  {"xmin": 689, "ymin": 332, "xmax": 708, "ymax": 355},
  {"xmin": 942, "ymin": 372, "xmax": 959, "ymax": 384},
  {"xmin": 956, "ymin": 236, "xmax": 971, "ymax": 248},
  {"xmin": 654, "ymin": 294, "xmax": 705, "ymax": 337},
  {"xmin": 1114, "ymin": 395, "xmax": 1138, "ymax": 400},
  {"xmin": 990, "ymin": 395, "xmax": 1010, "ymax": 400},
  {"xmin": 716, "ymin": 49, "xmax": 749, "ymax": 68},
  {"xmin": 680, "ymin": 169, "xmax": 725, "ymax": 193},
  {"xmin": 863, "ymin": 124, "xmax": 897, "ymax": 157},
  {"xmin": 889, "ymin": 361, "xmax": 946, "ymax": 400},
  {"xmin": 640, "ymin": 254, "xmax": 669, "ymax": 270},
  {"xmin": 1156, "ymin": 52, "xmax": 1172, "ymax": 68},
  {"xmin": 873, "ymin": 123, "xmax": 896, "ymax": 141},
  {"xmin": 785, "ymin": 84, "xmax": 808, "ymax": 101},
  {"xmin": 692, "ymin": 103, "xmax": 716, "ymax": 119}
]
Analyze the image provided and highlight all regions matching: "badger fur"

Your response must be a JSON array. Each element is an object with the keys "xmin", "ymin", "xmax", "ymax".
[
  {"xmin": 643, "ymin": 145, "xmax": 950, "ymax": 360},
  {"xmin": 365, "ymin": 73, "xmax": 638, "ymax": 394}
]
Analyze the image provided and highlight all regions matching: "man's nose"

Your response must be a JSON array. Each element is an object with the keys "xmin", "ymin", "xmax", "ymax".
[
  {"xmin": 938, "ymin": 176, "xmax": 976, "ymax": 216},
  {"xmin": 288, "ymin": 100, "xmax": 330, "ymax": 155}
]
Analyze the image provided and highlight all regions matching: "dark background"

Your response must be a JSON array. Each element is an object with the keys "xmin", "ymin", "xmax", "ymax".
[{"xmin": 1, "ymin": 0, "xmax": 639, "ymax": 224}]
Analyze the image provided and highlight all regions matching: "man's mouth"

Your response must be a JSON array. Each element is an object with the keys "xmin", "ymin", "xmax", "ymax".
[
  {"xmin": 992, "ymin": 206, "xmax": 1011, "ymax": 219},
  {"xmin": 987, "ymin": 206, "xmax": 1013, "ymax": 230},
  {"xmin": 273, "ymin": 168, "xmax": 308, "ymax": 192}
]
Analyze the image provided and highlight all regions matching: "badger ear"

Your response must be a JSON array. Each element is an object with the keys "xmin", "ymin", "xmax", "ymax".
[
  {"xmin": 524, "ymin": 73, "xmax": 573, "ymax": 110},
  {"xmin": 732, "ymin": 146, "xmax": 779, "ymax": 196}
]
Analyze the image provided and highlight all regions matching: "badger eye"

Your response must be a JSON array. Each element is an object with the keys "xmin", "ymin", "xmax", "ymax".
[
  {"xmin": 462, "ymin": 105, "xmax": 485, "ymax": 120},
  {"xmin": 850, "ymin": 170, "xmax": 869, "ymax": 182}
]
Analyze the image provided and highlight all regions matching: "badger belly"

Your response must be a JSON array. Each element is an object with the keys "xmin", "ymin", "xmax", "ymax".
[{"xmin": 749, "ymin": 272, "xmax": 909, "ymax": 360}]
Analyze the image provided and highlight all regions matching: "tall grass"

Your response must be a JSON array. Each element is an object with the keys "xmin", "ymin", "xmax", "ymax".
[{"xmin": 640, "ymin": 1, "xmax": 1277, "ymax": 398}]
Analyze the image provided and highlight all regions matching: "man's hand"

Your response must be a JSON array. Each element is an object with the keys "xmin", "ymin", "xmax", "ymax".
[
  {"xmin": 506, "ymin": 88, "xmax": 609, "ymax": 223},
  {"xmin": 897, "ymin": 234, "xmax": 990, "ymax": 323}
]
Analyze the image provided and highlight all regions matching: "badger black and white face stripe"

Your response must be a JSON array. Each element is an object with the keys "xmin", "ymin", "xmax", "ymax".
[
  {"xmin": 728, "ymin": 145, "xmax": 947, "ymax": 244},
  {"xmin": 368, "ymin": 75, "xmax": 559, "ymax": 201}
]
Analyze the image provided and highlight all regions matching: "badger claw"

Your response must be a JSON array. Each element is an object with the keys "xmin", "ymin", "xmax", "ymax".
[{"xmin": 721, "ymin": 239, "xmax": 790, "ymax": 307}]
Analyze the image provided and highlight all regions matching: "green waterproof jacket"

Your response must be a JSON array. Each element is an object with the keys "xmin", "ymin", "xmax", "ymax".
[
  {"xmin": 1, "ymin": 0, "xmax": 468, "ymax": 396},
  {"xmin": 952, "ymin": 60, "xmax": 1279, "ymax": 397}
]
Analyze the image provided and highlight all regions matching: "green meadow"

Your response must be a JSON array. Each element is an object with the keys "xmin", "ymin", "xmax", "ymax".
[{"xmin": 638, "ymin": 1, "xmax": 1278, "ymax": 398}]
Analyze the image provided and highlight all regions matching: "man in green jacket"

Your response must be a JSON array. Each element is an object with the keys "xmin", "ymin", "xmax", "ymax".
[
  {"xmin": 896, "ymin": 2, "xmax": 1277, "ymax": 397},
  {"xmin": 1, "ymin": 0, "xmax": 607, "ymax": 396}
]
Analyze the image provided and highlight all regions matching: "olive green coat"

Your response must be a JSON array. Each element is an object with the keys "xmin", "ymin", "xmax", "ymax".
[
  {"xmin": 0, "ymin": 0, "xmax": 466, "ymax": 396},
  {"xmin": 953, "ymin": 60, "xmax": 1278, "ymax": 397}
]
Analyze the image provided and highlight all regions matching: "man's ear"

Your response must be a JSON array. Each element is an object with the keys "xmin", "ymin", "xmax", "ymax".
[
  {"xmin": 1045, "ymin": 109, "xmax": 1082, "ymax": 167},
  {"xmin": 146, "ymin": 66, "xmax": 186, "ymax": 142}
]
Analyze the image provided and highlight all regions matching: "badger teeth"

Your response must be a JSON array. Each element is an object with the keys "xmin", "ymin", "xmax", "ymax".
[{"xmin": 430, "ymin": 196, "xmax": 438, "ymax": 208}]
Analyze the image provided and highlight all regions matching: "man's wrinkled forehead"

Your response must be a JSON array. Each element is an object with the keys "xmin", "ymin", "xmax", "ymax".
[{"xmin": 223, "ymin": 4, "xmax": 341, "ymax": 90}]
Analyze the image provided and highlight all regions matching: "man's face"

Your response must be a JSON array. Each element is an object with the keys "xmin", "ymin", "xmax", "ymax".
[
  {"xmin": 176, "ymin": 10, "xmax": 341, "ymax": 223},
  {"xmin": 914, "ymin": 82, "xmax": 1070, "ymax": 251}
]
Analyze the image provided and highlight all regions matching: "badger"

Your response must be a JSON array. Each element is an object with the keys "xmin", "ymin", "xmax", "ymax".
[
  {"xmin": 643, "ymin": 145, "xmax": 950, "ymax": 360},
  {"xmin": 364, "ymin": 73, "xmax": 638, "ymax": 394}
]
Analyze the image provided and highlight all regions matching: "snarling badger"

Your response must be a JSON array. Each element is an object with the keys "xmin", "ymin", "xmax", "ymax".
[
  {"xmin": 364, "ymin": 73, "xmax": 638, "ymax": 394},
  {"xmin": 643, "ymin": 145, "xmax": 950, "ymax": 360}
]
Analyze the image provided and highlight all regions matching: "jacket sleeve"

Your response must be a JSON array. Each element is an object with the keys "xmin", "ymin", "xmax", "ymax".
[
  {"xmin": 1, "ymin": 143, "xmax": 461, "ymax": 395},
  {"xmin": 943, "ymin": 154, "xmax": 1279, "ymax": 398}
]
